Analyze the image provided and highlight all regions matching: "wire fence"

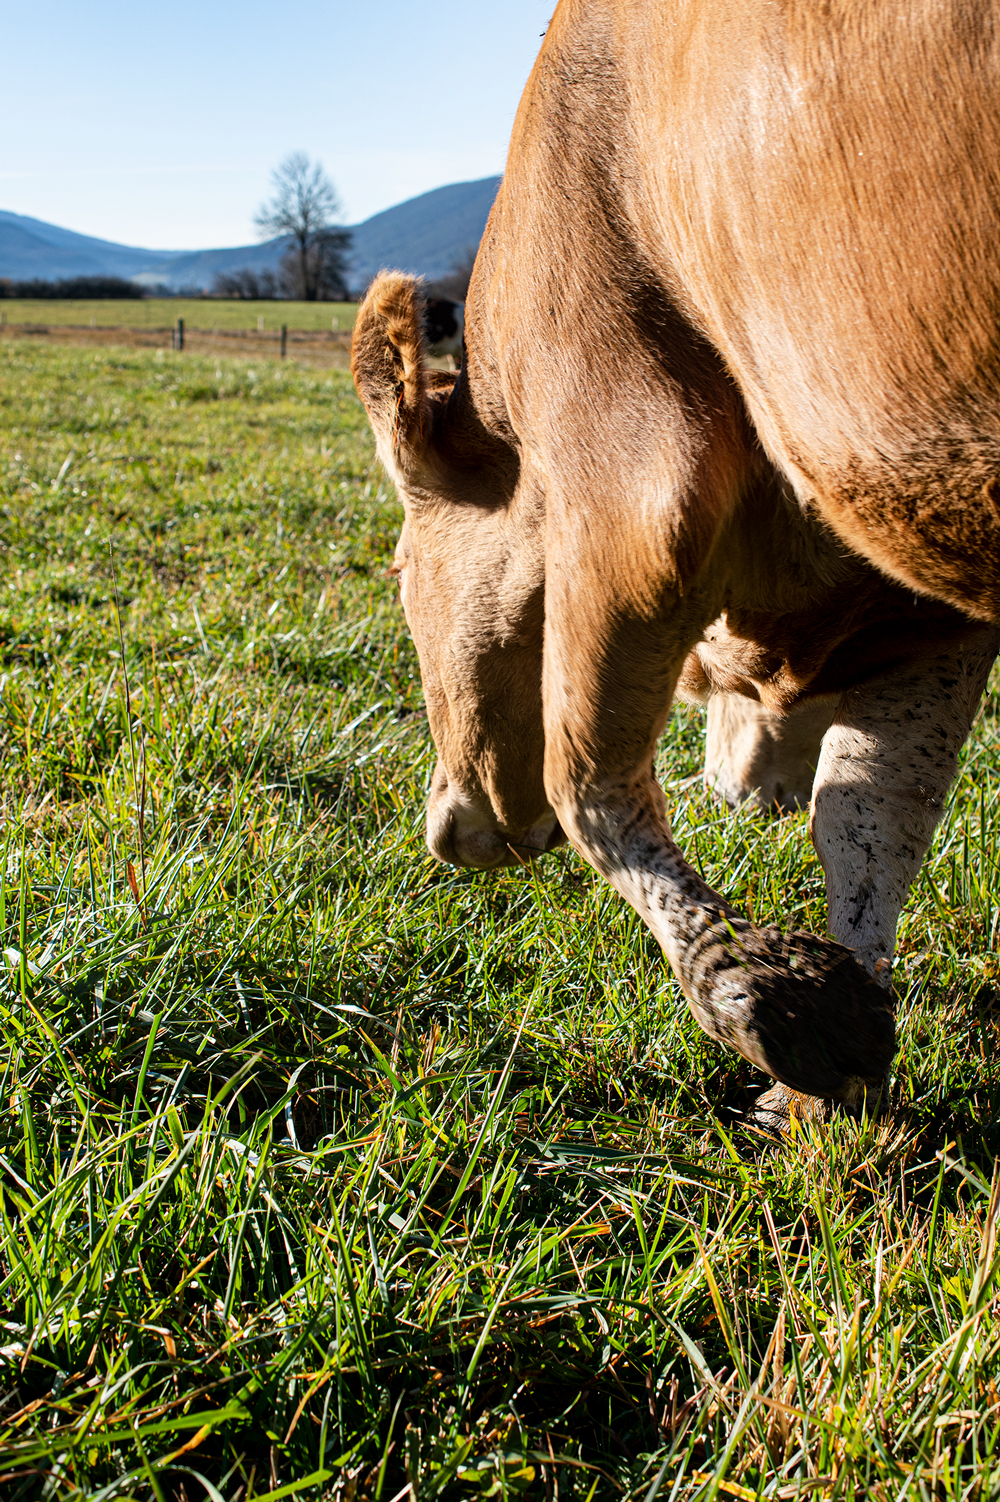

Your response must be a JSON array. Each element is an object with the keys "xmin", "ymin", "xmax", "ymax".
[{"xmin": 0, "ymin": 316, "xmax": 355, "ymax": 366}]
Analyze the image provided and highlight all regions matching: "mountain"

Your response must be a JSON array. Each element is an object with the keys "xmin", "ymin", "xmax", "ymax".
[
  {"xmin": 346, "ymin": 177, "xmax": 500, "ymax": 286},
  {"xmin": 0, "ymin": 176, "xmax": 502, "ymax": 293},
  {"xmin": 0, "ymin": 210, "xmax": 188, "ymax": 281}
]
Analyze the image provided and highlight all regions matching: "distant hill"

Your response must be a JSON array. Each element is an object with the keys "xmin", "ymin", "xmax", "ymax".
[
  {"xmin": 0, "ymin": 210, "xmax": 188, "ymax": 282},
  {"xmin": 0, "ymin": 176, "xmax": 502, "ymax": 294},
  {"xmin": 346, "ymin": 177, "xmax": 500, "ymax": 286}
]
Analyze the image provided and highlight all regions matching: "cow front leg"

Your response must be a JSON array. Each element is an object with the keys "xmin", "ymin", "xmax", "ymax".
[
  {"xmin": 542, "ymin": 586, "xmax": 896, "ymax": 1104},
  {"xmin": 753, "ymin": 627, "xmax": 999, "ymax": 1134}
]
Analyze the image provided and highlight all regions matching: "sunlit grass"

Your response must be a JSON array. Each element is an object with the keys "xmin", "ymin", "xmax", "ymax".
[{"xmin": 1, "ymin": 342, "xmax": 999, "ymax": 1499}]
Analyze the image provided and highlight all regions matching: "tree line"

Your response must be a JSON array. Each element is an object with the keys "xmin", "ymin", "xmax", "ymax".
[
  {"xmin": 0, "ymin": 276, "xmax": 143, "ymax": 298},
  {"xmin": 0, "ymin": 156, "xmax": 354, "ymax": 304}
]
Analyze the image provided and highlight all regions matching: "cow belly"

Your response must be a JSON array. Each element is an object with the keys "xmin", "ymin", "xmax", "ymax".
[
  {"xmin": 682, "ymin": 596, "xmax": 983, "ymax": 712},
  {"xmin": 629, "ymin": 0, "xmax": 1000, "ymax": 618},
  {"xmin": 816, "ymin": 458, "xmax": 1000, "ymax": 623}
]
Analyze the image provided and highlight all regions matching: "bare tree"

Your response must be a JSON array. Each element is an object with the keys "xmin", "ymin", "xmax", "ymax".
[
  {"xmin": 255, "ymin": 153, "xmax": 352, "ymax": 301},
  {"xmin": 212, "ymin": 267, "xmax": 279, "ymax": 299},
  {"xmin": 278, "ymin": 231, "xmax": 350, "ymax": 302}
]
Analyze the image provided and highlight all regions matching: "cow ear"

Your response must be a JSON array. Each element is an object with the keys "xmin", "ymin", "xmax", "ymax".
[{"xmin": 351, "ymin": 272, "xmax": 437, "ymax": 482}]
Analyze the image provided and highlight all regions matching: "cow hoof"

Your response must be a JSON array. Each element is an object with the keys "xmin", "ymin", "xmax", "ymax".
[
  {"xmin": 679, "ymin": 920, "xmax": 896, "ymax": 1100},
  {"xmin": 751, "ymin": 1083, "xmax": 830, "ymax": 1137},
  {"xmin": 750, "ymin": 1072, "xmax": 890, "ymax": 1138}
]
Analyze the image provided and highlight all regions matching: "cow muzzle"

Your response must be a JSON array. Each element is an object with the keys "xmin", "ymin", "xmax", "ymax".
[{"xmin": 426, "ymin": 763, "xmax": 564, "ymax": 870}]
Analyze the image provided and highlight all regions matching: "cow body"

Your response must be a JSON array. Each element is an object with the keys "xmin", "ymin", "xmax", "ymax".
[{"xmin": 352, "ymin": 0, "xmax": 1000, "ymax": 1129}]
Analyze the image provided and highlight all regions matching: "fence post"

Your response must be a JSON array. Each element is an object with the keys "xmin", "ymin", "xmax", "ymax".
[
  {"xmin": 176, "ymin": 317, "xmax": 184, "ymax": 352},
  {"xmin": 280, "ymin": 324, "xmax": 287, "ymax": 358}
]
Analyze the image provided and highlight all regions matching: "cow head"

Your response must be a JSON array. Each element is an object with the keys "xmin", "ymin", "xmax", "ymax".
[{"xmin": 351, "ymin": 272, "xmax": 562, "ymax": 868}]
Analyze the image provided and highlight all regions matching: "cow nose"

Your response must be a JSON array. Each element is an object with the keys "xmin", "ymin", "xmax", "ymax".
[
  {"xmin": 507, "ymin": 811, "xmax": 566, "ymax": 858},
  {"xmin": 426, "ymin": 802, "xmax": 512, "ymax": 869},
  {"xmin": 425, "ymin": 765, "xmax": 511, "ymax": 869},
  {"xmin": 425, "ymin": 765, "xmax": 562, "ymax": 870}
]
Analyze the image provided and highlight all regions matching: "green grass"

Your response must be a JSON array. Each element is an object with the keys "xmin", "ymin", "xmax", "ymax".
[
  {"xmin": 1, "ymin": 339, "xmax": 1000, "ymax": 1501},
  {"xmin": 0, "ymin": 300, "xmax": 357, "ymax": 332}
]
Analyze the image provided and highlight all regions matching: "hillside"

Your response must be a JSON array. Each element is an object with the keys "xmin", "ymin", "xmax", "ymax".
[
  {"xmin": 0, "ymin": 210, "xmax": 188, "ymax": 282},
  {"xmin": 346, "ymin": 176, "xmax": 500, "ymax": 285},
  {"xmin": 0, "ymin": 176, "xmax": 501, "ymax": 293}
]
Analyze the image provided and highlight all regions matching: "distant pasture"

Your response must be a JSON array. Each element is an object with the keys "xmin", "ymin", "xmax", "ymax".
[
  {"xmin": 0, "ymin": 298, "xmax": 359, "ymax": 366},
  {"xmin": 0, "ymin": 297, "xmax": 358, "ymax": 331}
]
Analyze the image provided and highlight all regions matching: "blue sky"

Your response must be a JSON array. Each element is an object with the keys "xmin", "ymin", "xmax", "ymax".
[{"xmin": 1, "ymin": 0, "xmax": 554, "ymax": 249}]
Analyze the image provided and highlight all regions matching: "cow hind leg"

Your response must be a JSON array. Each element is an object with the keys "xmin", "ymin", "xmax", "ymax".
[
  {"xmin": 752, "ymin": 627, "xmax": 999, "ymax": 1135},
  {"xmin": 704, "ymin": 692, "xmax": 836, "ymax": 814}
]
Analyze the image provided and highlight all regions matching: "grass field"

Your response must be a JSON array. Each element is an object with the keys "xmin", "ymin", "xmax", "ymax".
[
  {"xmin": 1, "ymin": 339, "xmax": 1000, "ymax": 1501},
  {"xmin": 0, "ymin": 300, "xmax": 357, "ymax": 332}
]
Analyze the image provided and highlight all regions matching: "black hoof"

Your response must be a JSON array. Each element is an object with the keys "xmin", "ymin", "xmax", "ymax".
[{"xmin": 679, "ymin": 920, "xmax": 896, "ymax": 1099}]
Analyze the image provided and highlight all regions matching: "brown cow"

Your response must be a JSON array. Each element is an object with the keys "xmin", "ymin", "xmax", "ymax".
[{"xmin": 352, "ymin": 0, "xmax": 1000, "ymax": 1132}]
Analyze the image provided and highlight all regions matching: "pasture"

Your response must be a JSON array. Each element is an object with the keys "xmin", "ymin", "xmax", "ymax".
[
  {"xmin": 0, "ymin": 301, "xmax": 358, "ymax": 333},
  {"xmin": 1, "ymin": 339, "xmax": 999, "ymax": 1500}
]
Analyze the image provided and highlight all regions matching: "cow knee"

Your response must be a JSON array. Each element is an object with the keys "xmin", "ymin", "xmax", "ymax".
[
  {"xmin": 543, "ymin": 773, "xmax": 590, "ymax": 849},
  {"xmin": 544, "ymin": 763, "xmax": 666, "ymax": 874}
]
